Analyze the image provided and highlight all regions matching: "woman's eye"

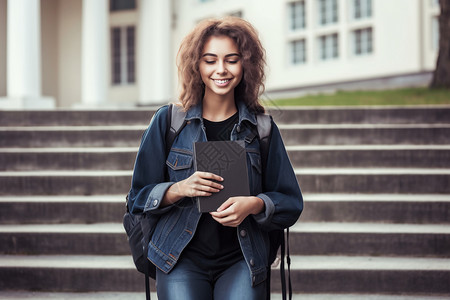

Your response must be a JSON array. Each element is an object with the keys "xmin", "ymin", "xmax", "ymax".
[
  {"xmin": 205, "ymin": 60, "xmax": 216, "ymax": 64},
  {"xmin": 227, "ymin": 60, "xmax": 238, "ymax": 64}
]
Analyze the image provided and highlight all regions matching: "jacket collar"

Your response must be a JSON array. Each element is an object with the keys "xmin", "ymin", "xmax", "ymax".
[{"xmin": 185, "ymin": 100, "xmax": 257, "ymax": 126}]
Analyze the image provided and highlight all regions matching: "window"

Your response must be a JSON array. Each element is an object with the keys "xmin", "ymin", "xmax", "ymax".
[
  {"xmin": 318, "ymin": 0, "xmax": 338, "ymax": 25},
  {"xmin": 110, "ymin": 0, "xmax": 136, "ymax": 11},
  {"xmin": 229, "ymin": 11, "xmax": 243, "ymax": 18},
  {"xmin": 432, "ymin": 17, "xmax": 439, "ymax": 50},
  {"xmin": 353, "ymin": 0, "xmax": 372, "ymax": 19},
  {"xmin": 111, "ymin": 26, "xmax": 136, "ymax": 85},
  {"xmin": 289, "ymin": 1, "xmax": 306, "ymax": 30},
  {"xmin": 353, "ymin": 27, "xmax": 373, "ymax": 55},
  {"xmin": 290, "ymin": 39, "xmax": 307, "ymax": 64},
  {"xmin": 319, "ymin": 33, "xmax": 338, "ymax": 60}
]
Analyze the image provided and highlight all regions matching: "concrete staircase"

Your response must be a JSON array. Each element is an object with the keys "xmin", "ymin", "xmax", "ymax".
[{"xmin": 0, "ymin": 106, "xmax": 449, "ymax": 299}]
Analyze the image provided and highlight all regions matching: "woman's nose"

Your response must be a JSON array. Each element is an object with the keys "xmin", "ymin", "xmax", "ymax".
[{"xmin": 216, "ymin": 60, "xmax": 227, "ymax": 74}]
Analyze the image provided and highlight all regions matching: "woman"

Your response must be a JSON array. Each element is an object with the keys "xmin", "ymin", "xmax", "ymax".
[{"xmin": 128, "ymin": 17, "xmax": 303, "ymax": 300}]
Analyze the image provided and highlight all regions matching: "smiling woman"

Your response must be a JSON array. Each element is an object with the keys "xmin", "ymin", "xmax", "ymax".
[
  {"xmin": 127, "ymin": 16, "xmax": 303, "ymax": 300},
  {"xmin": 177, "ymin": 17, "xmax": 266, "ymax": 114}
]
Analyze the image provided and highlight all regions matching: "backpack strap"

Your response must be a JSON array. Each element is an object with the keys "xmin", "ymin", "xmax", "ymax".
[
  {"xmin": 165, "ymin": 103, "xmax": 187, "ymax": 155},
  {"xmin": 257, "ymin": 113, "xmax": 293, "ymax": 300},
  {"xmin": 256, "ymin": 113, "xmax": 272, "ymax": 172}
]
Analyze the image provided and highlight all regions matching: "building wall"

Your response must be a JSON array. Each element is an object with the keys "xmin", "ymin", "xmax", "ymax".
[
  {"xmin": 41, "ymin": 0, "xmax": 59, "ymax": 103},
  {"xmin": 108, "ymin": 7, "xmax": 139, "ymax": 105},
  {"xmin": 0, "ymin": 0, "xmax": 441, "ymax": 108},
  {"xmin": 174, "ymin": 0, "xmax": 439, "ymax": 96},
  {"xmin": 58, "ymin": 0, "xmax": 82, "ymax": 108},
  {"xmin": 0, "ymin": 0, "xmax": 7, "ymax": 97}
]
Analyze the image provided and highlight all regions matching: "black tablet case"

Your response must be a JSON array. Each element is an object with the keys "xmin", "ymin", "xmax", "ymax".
[{"xmin": 194, "ymin": 140, "xmax": 250, "ymax": 212}]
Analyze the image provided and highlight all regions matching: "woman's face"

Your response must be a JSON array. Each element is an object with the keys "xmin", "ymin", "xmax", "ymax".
[{"xmin": 199, "ymin": 35, "xmax": 243, "ymax": 100}]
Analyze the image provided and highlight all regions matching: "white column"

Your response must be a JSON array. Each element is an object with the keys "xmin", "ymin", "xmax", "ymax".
[
  {"xmin": 138, "ymin": 0, "xmax": 172, "ymax": 105},
  {"xmin": 81, "ymin": 0, "xmax": 108, "ymax": 106},
  {"xmin": 1, "ymin": 0, "xmax": 54, "ymax": 109}
]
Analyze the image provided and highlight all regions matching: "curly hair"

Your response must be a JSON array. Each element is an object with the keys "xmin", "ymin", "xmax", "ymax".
[{"xmin": 177, "ymin": 17, "xmax": 266, "ymax": 113}]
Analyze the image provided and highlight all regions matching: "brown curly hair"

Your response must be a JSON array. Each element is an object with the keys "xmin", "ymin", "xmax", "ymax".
[{"xmin": 177, "ymin": 17, "xmax": 266, "ymax": 113}]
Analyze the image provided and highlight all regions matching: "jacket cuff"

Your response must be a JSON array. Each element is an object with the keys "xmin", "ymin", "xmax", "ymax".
[
  {"xmin": 144, "ymin": 182, "xmax": 175, "ymax": 213},
  {"xmin": 252, "ymin": 193, "xmax": 274, "ymax": 226}
]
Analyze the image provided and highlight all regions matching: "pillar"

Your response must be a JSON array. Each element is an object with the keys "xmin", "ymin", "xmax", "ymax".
[{"xmin": 138, "ymin": 0, "xmax": 172, "ymax": 105}]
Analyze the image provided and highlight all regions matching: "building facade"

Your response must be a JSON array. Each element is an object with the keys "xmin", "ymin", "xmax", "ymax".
[{"xmin": 0, "ymin": 0, "xmax": 441, "ymax": 108}]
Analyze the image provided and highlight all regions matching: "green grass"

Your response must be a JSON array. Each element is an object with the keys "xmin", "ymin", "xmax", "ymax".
[{"xmin": 263, "ymin": 87, "xmax": 450, "ymax": 107}]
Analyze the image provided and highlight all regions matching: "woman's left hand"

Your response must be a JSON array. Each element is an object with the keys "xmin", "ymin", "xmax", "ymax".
[{"xmin": 210, "ymin": 196, "xmax": 265, "ymax": 227}]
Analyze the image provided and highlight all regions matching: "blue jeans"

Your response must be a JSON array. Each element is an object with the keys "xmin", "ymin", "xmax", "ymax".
[{"xmin": 156, "ymin": 257, "xmax": 267, "ymax": 300}]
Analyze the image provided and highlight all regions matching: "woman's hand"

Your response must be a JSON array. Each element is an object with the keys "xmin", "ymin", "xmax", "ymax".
[
  {"xmin": 162, "ymin": 171, "xmax": 223, "ymax": 206},
  {"xmin": 210, "ymin": 196, "xmax": 265, "ymax": 227}
]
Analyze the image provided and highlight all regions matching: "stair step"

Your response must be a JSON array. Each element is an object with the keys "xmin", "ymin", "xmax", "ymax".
[
  {"xmin": 1, "ymin": 292, "xmax": 448, "ymax": 300},
  {"xmin": 0, "ymin": 195, "xmax": 125, "ymax": 224},
  {"xmin": 1, "ymin": 107, "xmax": 449, "ymax": 126},
  {"xmin": 2, "ymin": 145, "xmax": 450, "ymax": 171},
  {"xmin": 296, "ymin": 168, "xmax": 450, "ymax": 194},
  {"xmin": 0, "ymin": 110, "xmax": 157, "ymax": 127},
  {"xmin": 0, "ymin": 255, "xmax": 448, "ymax": 294},
  {"xmin": 278, "ymin": 124, "xmax": 450, "ymax": 146},
  {"xmin": 1, "ymin": 222, "xmax": 448, "ymax": 257},
  {"xmin": 1, "ymin": 194, "xmax": 449, "ymax": 224},
  {"xmin": 268, "ymin": 106, "xmax": 450, "ymax": 125},
  {"xmin": 0, "ymin": 148, "xmax": 137, "ymax": 171},
  {"xmin": 0, "ymin": 171, "xmax": 131, "ymax": 195},
  {"xmin": 287, "ymin": 145, "xmax": 450, "ymax": 168},
  {"xmin": 2, "ymin": 124, "xmax": 450, "ymax": 147},
  {"xmin": 0, "ymin": 223, "xmax": 128, "ymax": 255},
  {"xmin": 1, "ymin": 169, "xmax": 449, "ymax": 195},
  {"xmin": 301, "ymin": 194, "xmax": 450, "ymax": 223},
  {"xmin": 289, "ymin": 222, "xmax": 450, "ymax": 257}
]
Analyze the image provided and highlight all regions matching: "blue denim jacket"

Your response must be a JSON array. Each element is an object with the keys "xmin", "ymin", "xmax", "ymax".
[{"xmin": 128, "ymin": 100, "xmax": 303, "ymax": 286}]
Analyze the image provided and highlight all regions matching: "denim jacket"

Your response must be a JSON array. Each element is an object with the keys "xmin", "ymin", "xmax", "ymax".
[{"xmin": 128, "ymin": 100, "xmax": 303, "ymax": 286}]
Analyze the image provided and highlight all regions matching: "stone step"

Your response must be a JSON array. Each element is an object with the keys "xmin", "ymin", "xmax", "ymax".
[
  {"xmin": 1, "ymin": 194, "xmax": 449, "ymax": 225},
  {"xmin": 0, "ymin": 148, "xmax": 137, "ymax": 171},
  {"xmin": 0, "ymin": 195, "xmax": 125, "ymax": 224},
  {"xmin": 0, "ymin": 169, "xmax": 448, "ymax": 195},
  {"xmin": 1, "ymin": 106, "xmax": 449, "ymax": 126},
  {"xmin": 1, "ymin": 222, "xmax": 448, "ymax": 257},
  {"xmin": 287, "ymin": 145, "xmax": 450, "ymax": 168},
  {"xmin": 2, "ymin": 145, "xmax": 450, "ymax": 171},
  {"xmin": 1, "ymin": 292, "xmax": 448, "ymax": 300},
  {"xmin": 296, "ymin": 168, "xmax": 450, "ymax": 194},
  {"xmin": 0, "ymin": 255, "xmax": 448, "ymax": 295},
  {"xmin": 301, "ymin": 194, "xmax": 450, "ymax": 224},
  {"xmin": 278, "ymin": 124, "xmax": 450, "ymax": 146},
  {"xmin": 289, "ymin": 222, "xmax": 450, "ymax": 257},
  {"xmin": 1, "ymin": 124, "xmax": 449, "ymax": 148}
]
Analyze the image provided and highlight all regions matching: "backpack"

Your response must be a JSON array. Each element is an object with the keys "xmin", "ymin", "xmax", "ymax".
[{"xmin": 123, "ymin": 103, "xmax": 291, "ymax": 300}]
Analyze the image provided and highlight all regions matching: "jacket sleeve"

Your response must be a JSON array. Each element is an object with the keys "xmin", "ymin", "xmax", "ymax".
[
  {"xmin": 127, "ymin": 105, "xmax": 175, "ymax": 215},
  {"xmin": 253, "ymin": 120, "xmax": 303, "ymax": 230}
]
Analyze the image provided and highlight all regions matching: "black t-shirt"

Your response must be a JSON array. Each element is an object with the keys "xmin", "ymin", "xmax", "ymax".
[{"xmin": 182, "ymin": 112, "xmax": 244, "ymax": 272}]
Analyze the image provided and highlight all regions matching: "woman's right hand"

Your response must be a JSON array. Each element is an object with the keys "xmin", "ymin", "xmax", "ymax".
[
  {"xmin": 162, "ymin": 171, "xmax": 223, "ymax": 206},
  {"xmin": 177, "ymin": 171, "xmax": 224, "ymax": 197}
]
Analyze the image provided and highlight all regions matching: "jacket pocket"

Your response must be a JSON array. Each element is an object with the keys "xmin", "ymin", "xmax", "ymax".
[{"xmin": 166, "ymin": 148, "xmax": 193, "ymax": 181}]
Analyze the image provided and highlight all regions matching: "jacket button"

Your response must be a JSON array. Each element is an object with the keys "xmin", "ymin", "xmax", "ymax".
[
  {"xmin": 250, "ymin": 259, "xmax": 255, "ymax": 266},
  {"xmin": 152, "ymin": 199, "xmax": 158, "ymax": 207},
  {"xmin": 236, "ymin": 125, "xmax": 241, "ymax": 132},
  {"xmin": 240, "ymin": 229, "xmax": 247, "ymax": 237}
]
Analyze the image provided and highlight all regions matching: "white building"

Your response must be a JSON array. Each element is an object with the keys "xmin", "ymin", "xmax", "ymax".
[{"xmin": 0, "ymin": 0, "xmax": 441, "ymax": 109}]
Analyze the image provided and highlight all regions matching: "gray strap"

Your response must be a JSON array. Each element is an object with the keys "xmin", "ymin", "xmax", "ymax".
[
  {"xmin": 170, "ymin": 104, "xmax": 187, "ymax": 134},
  {"xmin": 256, "ymin": 114, "xmax": 271, "ymax": 141}
]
